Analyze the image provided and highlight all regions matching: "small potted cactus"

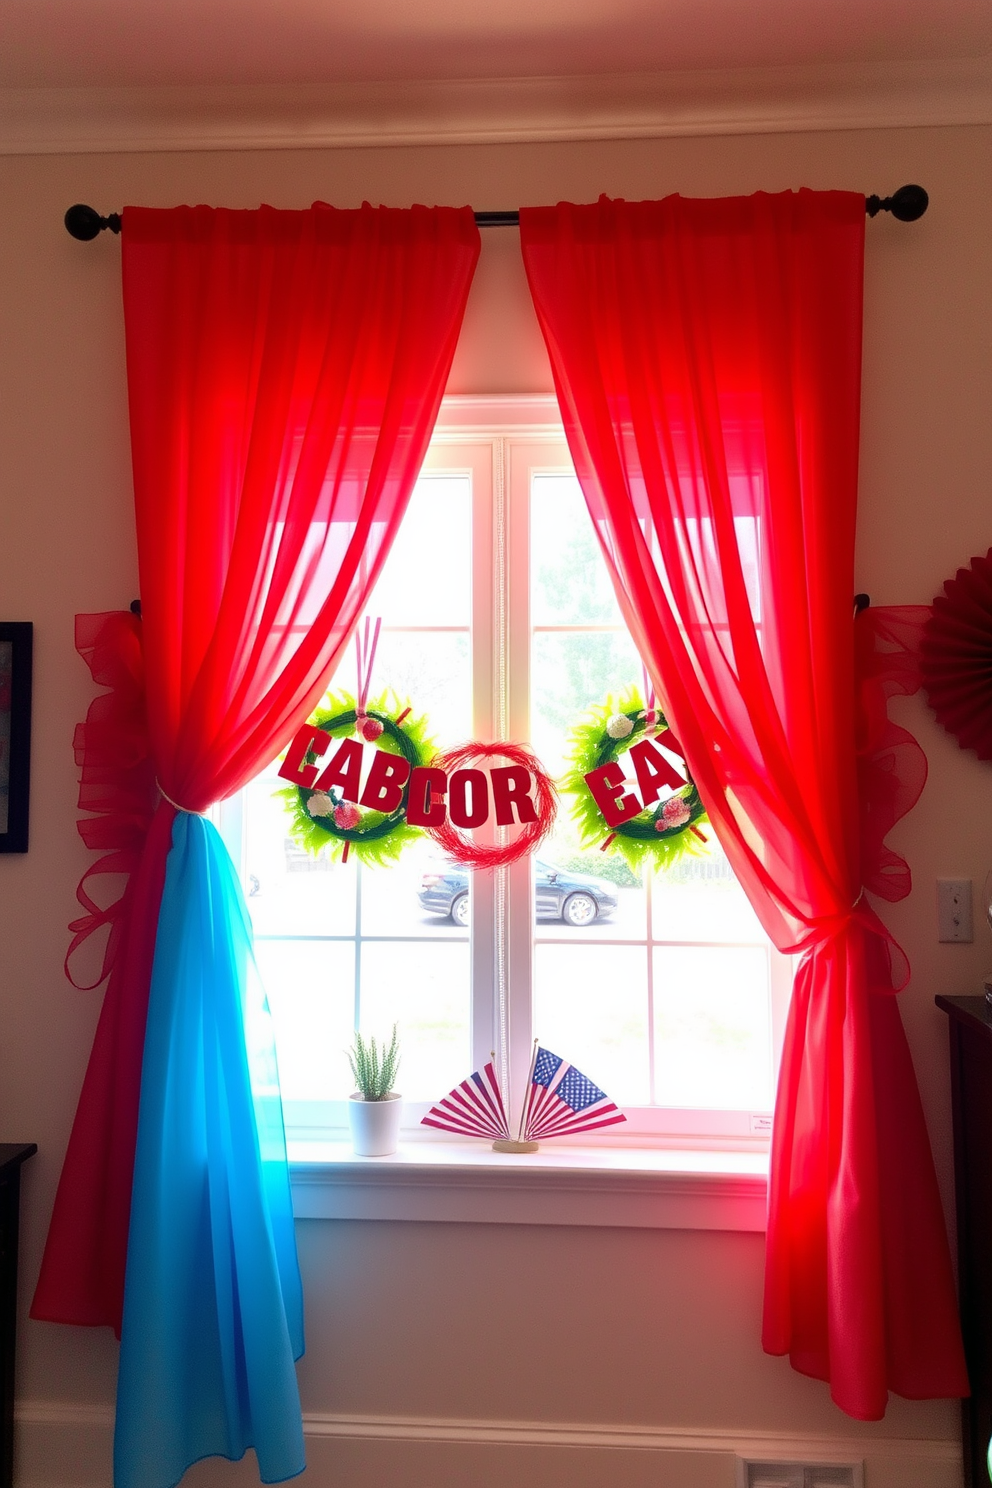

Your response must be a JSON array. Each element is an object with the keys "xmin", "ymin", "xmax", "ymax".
[{"xmin": 347, "ymin": 1025, "xmax": 401, "ymax": 1156}]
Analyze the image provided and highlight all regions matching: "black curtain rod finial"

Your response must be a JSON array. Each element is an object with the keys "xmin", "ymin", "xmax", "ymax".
[
  {"xmin": 865, "ymin": 184, "xmax": 928, "ymax": 222},
  {"xmin": 64, "ymin": 204, "xmax": 121, "ymax": 240}
]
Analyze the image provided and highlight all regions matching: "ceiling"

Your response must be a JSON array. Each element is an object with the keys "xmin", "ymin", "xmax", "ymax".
[{"xmin": 4, "ymin": 0, "xmax": 991, "ymax": 89}]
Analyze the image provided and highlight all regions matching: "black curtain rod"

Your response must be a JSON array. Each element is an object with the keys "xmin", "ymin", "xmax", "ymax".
[{"xmin": 64, "ymin": 186, "xmax": 928, "ymax": 241}]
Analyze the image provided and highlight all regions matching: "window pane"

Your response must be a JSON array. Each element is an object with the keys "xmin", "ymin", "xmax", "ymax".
[
  {"xmin": 254, "ymin": 939, "xmax": 355, "ymax": 1100},
  {"xmin": 244, "ymin": 772, "xmax": 357, "ymax": 937},
  {"xmin": 531, "ymin": 474, "xmax": 626, "ymax": 626},
  {"xmin": 531, "ymin": 630, "xmax": 641, "ymax": 779},
  {"xmin": 242, "ymin": 456, "xmax": 475, "ymax": 1132},
  {"xmin": 359, "ymin": 940, "xmax": 471, "ymax": 1101},
  {"xmin": 651, "ymin": 847, "xmax": 767, "ymax": 943},
  {"xmin": 529, "ymin": 455, "xmax": 778, "ymax": 1120},
  {"xmin": 370, "ymin": 629, "xmax": 471, "ymax": 746},
  {"xmin": 531, "ymin": 626, "xmax": 646, "ymax": 941},
  {"xmin": 532, "ymin": 851, "xmax": 645, "ymax": 942},
  {"xmin": 371, "ymin": 474, "xmax": 471, "ymax": 627},
  {"xmin": 533, "ymin": 943, "xmax": 650, "ymax": 1106},
  {"xmin": 360, "ymin": 842, "xmax": 470, "ymax": 939},
  {"xmin": 653, "ymin": 945, "xmax": 773, "ymax": 1110}
]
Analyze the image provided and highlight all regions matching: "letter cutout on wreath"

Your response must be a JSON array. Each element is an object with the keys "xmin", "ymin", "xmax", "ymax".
[
  {"xmin": 628, "ymin": 738, "xmax": 686, "ymax": 807},
  {"xmin": 314, "ymin": 738, "xmax": 364, "ymax": 801},
  {"xmin": 360, "ymin": 749, "xmax": 412, "ymax": 813},
  {"xmin": 490, "ymin": 766, "xmax": 539, "ymax": 826},
  {"xmin": 278, "ymin": 724, "xmax": 331, "ymax": 789},
  {"xmin": 449, "ymin": 769, "xmax": 489, "ymax": 829},
  {"xmin": 583, "ymin": 762, "xmax": 642, "ymax": 828},
  {"xmin": 407, "ymin": 767, "xmax": 448, "ymax": 827}
]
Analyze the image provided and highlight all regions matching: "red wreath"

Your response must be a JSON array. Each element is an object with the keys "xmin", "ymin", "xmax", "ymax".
[
  {"xmin": 426, "ymin": 741, "xmax": 557, "ymax": 869},
  {"xmin": 921, "ymin": 548, "xmax": 992, "ymax": 761}
]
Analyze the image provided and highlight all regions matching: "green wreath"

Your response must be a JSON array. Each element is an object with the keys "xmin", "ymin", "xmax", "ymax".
[
  {"xmin": 278, "ymin": 689, "xmax": 436, "ymax": 868},
  {"xmin": 560, "ymin": 689, "xmax": 709, "ymax": 874}
]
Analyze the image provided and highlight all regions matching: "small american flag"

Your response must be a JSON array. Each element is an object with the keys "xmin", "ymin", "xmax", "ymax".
[
  {"xmin": 522, "ymin": 1047, "xmax": 626, "ymax": 1141},
  {"xmin": 422, "ymin": 1061, "xmax": 510, "ymax": 1141}
]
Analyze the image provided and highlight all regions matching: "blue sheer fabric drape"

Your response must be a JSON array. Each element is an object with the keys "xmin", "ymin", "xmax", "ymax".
[{"xmin": 115, "ymin": 814, "xmax": 304, "ymax": 1488}]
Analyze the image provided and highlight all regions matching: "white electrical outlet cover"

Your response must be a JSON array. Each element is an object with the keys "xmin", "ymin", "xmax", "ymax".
[{"xmin": 937, "ymin": 877, "xmax": 974, "ymax": 942}]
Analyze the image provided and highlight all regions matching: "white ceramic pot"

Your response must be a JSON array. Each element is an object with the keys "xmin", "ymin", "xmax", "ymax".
[{"xmin": 348, "ymin": 1092, "xmax": 402, "ymax": 1156}]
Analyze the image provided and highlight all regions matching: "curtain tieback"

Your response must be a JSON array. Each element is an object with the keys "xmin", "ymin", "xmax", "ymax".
[
  {"xmin": 157, "ymin": 779, "xmax": 204, "ymax": 816},
  {"xmin": 789, "ymin": 892, "xmax": 909, "ymax": 995}
]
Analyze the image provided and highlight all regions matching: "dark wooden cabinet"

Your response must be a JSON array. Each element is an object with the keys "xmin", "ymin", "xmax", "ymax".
[
  {"xmin": 0, "ymin": 1145, "xmax": 35, "ymax": 1488},
  {"xmin": 937, "ymin": 996, "xmax": 992, "ymax": 1488}
]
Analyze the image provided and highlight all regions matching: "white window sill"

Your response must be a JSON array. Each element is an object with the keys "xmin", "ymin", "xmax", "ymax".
[{"xmin": 289, "ymin": 1140, "xmax": 769, "ymax": 1232}]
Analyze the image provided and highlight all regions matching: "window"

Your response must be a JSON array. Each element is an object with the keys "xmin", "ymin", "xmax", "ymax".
[{"xmin": 217, "ymin": 397, "xmax": 790, "ymax": 1153}]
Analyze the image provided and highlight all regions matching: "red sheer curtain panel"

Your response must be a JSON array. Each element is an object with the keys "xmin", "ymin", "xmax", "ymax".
[
  {"xmin": 521, "ymin": 192, "xmax": 966, "ymax": 1419},
  {"xmin": 33, "ymin": 201, "xmax": 480, "ymax": 1334}
]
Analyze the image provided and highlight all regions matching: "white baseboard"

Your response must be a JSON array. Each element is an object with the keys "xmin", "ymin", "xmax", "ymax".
[
  {"xmin": 14, "ymin": 1398, "xmax": 963, "ymax": 1487},
  {"xmin": 299, "ymin": 1408, "xmax": 959, "ymax": 1462}
]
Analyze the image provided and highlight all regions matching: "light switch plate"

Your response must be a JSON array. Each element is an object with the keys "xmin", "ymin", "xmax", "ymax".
[{"xmin": 937, "ymin": 878, "xmax": 973, "ymax": 942}]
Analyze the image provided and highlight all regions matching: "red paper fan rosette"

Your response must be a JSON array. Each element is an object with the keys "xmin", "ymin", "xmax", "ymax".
[
  {"xmin": 427, "ymin": 741, "xmax": 557, "ymax": 869},
  {"xmin": 921, "ymin": 549, "xmax": 992, "ymax": 760}
]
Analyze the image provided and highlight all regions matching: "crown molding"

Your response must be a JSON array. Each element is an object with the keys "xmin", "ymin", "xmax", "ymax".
[{"xmin": 1, "ymin": 55, "xmax": 990, "ymax": 156}]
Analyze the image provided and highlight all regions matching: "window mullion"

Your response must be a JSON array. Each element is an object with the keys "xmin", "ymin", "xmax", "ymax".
[
  {"xmin": 468, "ymin": 441, "xmax": 500, "ymax": 1082},
  {"xmin": 490, "ymin": 436, "xmax": 514, "ymax": 1112},
  {"xmin": 504, "ymin": 438, "xmax": 537, "ymax": 1135}
]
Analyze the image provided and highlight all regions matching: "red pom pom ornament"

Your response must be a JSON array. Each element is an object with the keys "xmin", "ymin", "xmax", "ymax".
[
  {"xmin": 333, "ymin": 801, "xmax": 362, "ymax": 830},
  {"xmin": 358, "ymin": 715, "xmax": 384, "ymax": 742}
]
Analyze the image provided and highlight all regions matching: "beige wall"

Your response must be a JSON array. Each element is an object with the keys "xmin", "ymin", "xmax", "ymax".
[{"xmin": 1, "ymin": 120, "xmax": 990, "ymax": 1487}]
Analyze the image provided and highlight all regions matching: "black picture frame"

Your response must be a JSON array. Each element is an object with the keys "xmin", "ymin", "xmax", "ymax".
[{"xmin": 0, "ymin": 624, "xmax": 33, "ymax": 853}]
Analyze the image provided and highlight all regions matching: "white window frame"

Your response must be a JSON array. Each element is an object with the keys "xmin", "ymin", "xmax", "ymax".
[{"xmin": 220, "ymin": 395, "xmax": 793, "ymax": 1229}]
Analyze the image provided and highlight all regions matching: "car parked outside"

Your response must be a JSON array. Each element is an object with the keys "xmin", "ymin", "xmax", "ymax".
[{"xmin": 418, "ymin": 859, "xmax": 618, "ymax": 927}]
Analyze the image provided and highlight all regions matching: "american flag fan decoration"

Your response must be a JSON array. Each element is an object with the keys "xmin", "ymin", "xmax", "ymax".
[
  {"xmin": 421, "ymin": 1061, "xmax": 511, "ymax": 1141},
  {"xmin": 423, "ymin": 1046, "xmax": 625, "ymax": 1151},
  {"xmin": 521, "ymin": 1046, "xmax": 626, "ymax": 1141}
]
